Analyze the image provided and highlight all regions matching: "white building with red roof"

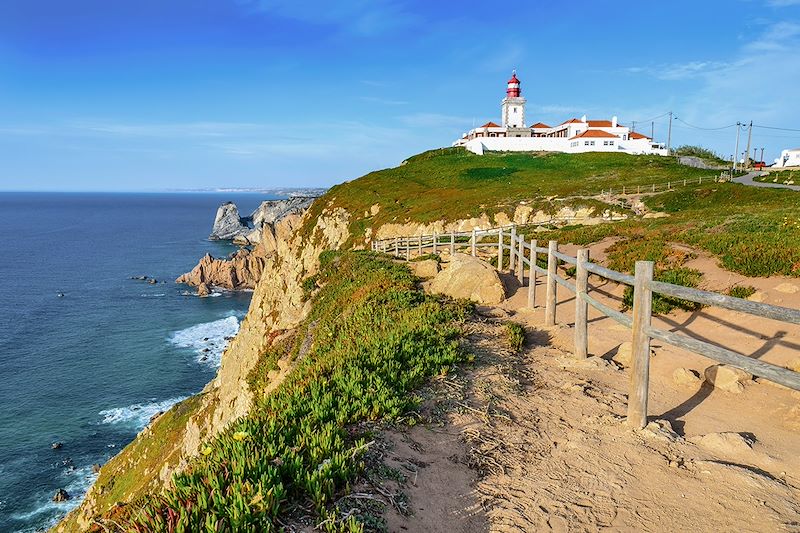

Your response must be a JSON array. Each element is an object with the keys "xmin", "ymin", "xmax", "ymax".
[{"xmin": 454, "ymin": 72, "xmax": 667, "ymax": 156}]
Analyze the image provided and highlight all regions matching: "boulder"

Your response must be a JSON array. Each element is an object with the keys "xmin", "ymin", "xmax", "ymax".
[
  {"xmin": 92, "ymin": 463, "xmax": 102, "ymax": 474},
  {"xmin": 673, "ymin": 367, "xmax": 702, "ymax": 387},
  {"xmin": 53, "ymin": 488, "xmax": 70, "ymax": 502},
  {"xmin": 410, "ymin": 259, "xmax": 440, "ymax": 278},
  {"xmin": 210, "ymin": 202, "xmax": 250, "ymax": 241},
  {"xmin": 612, "ymin": 342, "xmax": 655, "ymax": 367},
  {"xmin": 704, "ymin": 364, "xmax": 752, "ymax": 393},
  {"xmin": 428, "ymin": 254, "xmax": 505, "ymax": 305},
  {"xmin": 51, "ymin": 442, "xmax": 63, "ymax": 450}
]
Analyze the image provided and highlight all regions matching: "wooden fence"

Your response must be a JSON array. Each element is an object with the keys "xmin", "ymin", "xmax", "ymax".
[
  {"xmin": 600, "ymin": 174, "xmax": 724, "ymax": 196},
  {"xmin": 372, "ymin": 227, "xmax": 800, "ymax": 428}
]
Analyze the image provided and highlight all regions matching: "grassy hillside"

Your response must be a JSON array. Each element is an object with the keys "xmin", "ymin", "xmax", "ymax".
[
  {"xmin": 302, "ymin": 148, "xmax": 713, "ymax": 245},
  {"xmin": 101, "ymin": 252, "xmax": 470, "ymax": 532},
  {"xmin": 532, "ymin": 184, "xmax": 800, "ymax": 277}
]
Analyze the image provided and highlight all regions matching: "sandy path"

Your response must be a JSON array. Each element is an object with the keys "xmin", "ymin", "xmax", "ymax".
[{"xmin": 383, "ymin": 245, "xmax": 800, "ymax": 532}]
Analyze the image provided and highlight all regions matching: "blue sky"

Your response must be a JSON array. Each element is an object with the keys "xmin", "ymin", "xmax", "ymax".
[{"xmin": 1, "ymin": 0, "xmax": 799, "ymax": 191}]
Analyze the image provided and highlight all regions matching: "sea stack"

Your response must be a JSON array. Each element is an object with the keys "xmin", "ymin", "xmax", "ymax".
[{"xmin": 209, "ymin": 202, "xmax": 250, "ymax": 241}]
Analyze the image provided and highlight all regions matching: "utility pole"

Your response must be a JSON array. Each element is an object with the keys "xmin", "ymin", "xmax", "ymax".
[
  {"xmin": 733, "ymin": 121, "xmax": 742, "ymax": 171},
  {"xmin": 744, "ymin": 120, "xmax": 753, "ymax": 169},
  {"xmin": 632, "ymin": 120, "xmax": 636, "ymax": 133},
  {"xmin": 667, "ymin": 111, "xmax": 673, "ymax": 156},
  {"xmin": 651, "ymin": 121, "xmax": 654, "ymax": 140},
  {"xmin": 760, "ymin": 147, "xmax": 765, "ymax": 163}
]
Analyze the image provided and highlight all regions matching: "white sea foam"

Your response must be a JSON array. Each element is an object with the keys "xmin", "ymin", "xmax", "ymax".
[
  {"xmin": 169, "ymin": 314, "xmax": 240, "ymax": 368},
  {"xmin": 99, "ymin": 396, "xmax": 187, "ymax": 428},
  {"xmin": 11, "ymin": 465, "xmax": 98, "ymax": 530}
]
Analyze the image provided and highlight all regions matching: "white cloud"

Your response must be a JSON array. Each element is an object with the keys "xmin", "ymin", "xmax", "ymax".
[
  {"xmin": 360, "ymin": 96, "xmax": 408, "ymax": 106},
  {"xmin": 397, "ymin": 113, "xmax": 472, "ymax": 129},
  {"xmin": 235, "ymin": 0, "xmax": 417, "ymax": 35}
]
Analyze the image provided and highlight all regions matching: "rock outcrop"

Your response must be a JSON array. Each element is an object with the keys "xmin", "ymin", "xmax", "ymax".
[
  {"xmin": 209, "ymin": 197, "xmax": 318, "ymax": 244},
  {"xmin": 428, "ymin": 254, "xmax": 505, "ymax": 304},
  {"xmin": 210, "ymin": 202, "xmax": 250, "ymax": 241},
  {"xmin": 176, "ymin": 247, "xmax": 266, "ymax": 292}
]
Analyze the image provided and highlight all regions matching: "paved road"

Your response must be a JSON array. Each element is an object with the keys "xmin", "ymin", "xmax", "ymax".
[{"xmin": 733, "ymin": 171, "xmax": 800, "ymax": 191}]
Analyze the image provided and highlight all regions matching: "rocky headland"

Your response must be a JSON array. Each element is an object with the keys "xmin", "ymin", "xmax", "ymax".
[
  {"xmin": 210, "ymin": 196, "xmax": 317, "ymax": 245},
  {"xmin": 177, "ymin": 196, "xmax": 318, "ymax": 294}
]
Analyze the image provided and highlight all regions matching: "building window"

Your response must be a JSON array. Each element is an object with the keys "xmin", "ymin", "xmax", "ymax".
[
  {"xmin": 513, "ymin": 108, "xmax": 517, "ymax": 113},
  {"xmin": 589, "ymin": 141, "xmax": 595, "ymax": 146},
  {"xmin": 609, "ymin": 141, "xmax": 614, "ymax": 145},
  {"xmin": 584, "ymin": 141, "xmax": 590, "ymax": 146}
]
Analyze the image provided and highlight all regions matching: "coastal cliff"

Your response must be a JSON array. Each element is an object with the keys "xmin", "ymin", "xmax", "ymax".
[
  {"xmin": 57, "ymin": 150, "xmax": 750, "ymax": 531},
  {"xmin": 210, "ymin": 196, "xmax": 317, "ymax": 244},
  {"xmin": 55, "ymin": 201, "xmax": 351, "ymax": 531}
]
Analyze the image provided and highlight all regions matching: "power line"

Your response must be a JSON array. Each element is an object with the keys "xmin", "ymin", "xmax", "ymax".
[
  {"xmin": 753, "ymin": 124, "xmax": 800, "ymax": 132},
  {"xmin": 674, "ymin": 117, "xmax": 737, "ymax": 131}
]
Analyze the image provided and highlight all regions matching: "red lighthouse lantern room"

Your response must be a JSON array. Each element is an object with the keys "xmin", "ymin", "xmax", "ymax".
[{"xmin": 506, "ymin": 70, "xmax": 521, "ymax": 98}]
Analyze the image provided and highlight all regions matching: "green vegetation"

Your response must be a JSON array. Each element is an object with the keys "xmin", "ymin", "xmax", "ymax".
[
  {"xmin": 535, "ymin": 184, "xmax": 800, "ymax": 278},
  {"xmin": 622, "ymin": 268, "xmax": 703, "ymax": 315},
  {"xmin": 300, "ymin": 148, "xmax": 711, "ymax": 247},
  {"xmin": 504, "ymin": 322, "xmax": 526, "ymax": 353},
  {"xmin": 59, "ymin": 395, "xmax": 207, "ymax": 532},
  {"xmin": 410, "ymin": 253, "xmax": 441, "ymax": 263},
  {"xmin": 117, "ymin": 252, "xmax": 470, "ymax": 532},
  {"xmin": 754, "ymin": 170, "xmax": 800, "ymax": 185},
  {"xmin": 728, "ymin": 285, "xmax": 757, "ymax": 299},
  {"xmin": 673, "ymin": 145, "xmax": 728, "ymax": 166}
]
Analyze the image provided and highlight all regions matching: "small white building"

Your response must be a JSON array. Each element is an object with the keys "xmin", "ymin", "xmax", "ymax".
[
  {"xmin": 773, "ymin": 148, "xmax": 800, "ymax": 168},
  {"xmin": 454, "ymin": 72, "xmax": 667, "ymax": 156}
]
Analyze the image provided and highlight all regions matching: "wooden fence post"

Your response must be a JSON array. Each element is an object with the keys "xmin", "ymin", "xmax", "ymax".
[
  {"xmin": 517, "ymin": 234, "xmax": 525, "ymax": 284},
  {"xmin": 652, "ymin": 183, "xmax": 655, "ymax": 192},
  {"xmin": 637, "ymin": 185, "xmax": 640, "ymax": 194},
  {"xmin": 545, "ymin": 240, "xmax": 558, "ymax": 326},
  {"xmin": 432, "ymin": 231, "xmax": 437, "ymax": 254},
  {"xmin": 471, "ymin": 228, "xmax": 477, "ymax": 257},
  {"xmin": 574, "ymin": 249, "xmax": 589, "ymax": 358},
  {"xmin": 417, "ymin": 234, "xmax": 422, "ymax": 256},
  {"xmin": 527, "ymin": 238, "xmax": 537, "ymax": 308},
  {"xmin": 394, "ymin": 239, "xmax": 399, "ymax": 256},
  {"xmin": 627, "ymin": 260, "xmax": 654, "ymax": 428},
  {"xmin": 497, "ymin": 228, "xmax": 504, "ymax": 271},
  {"xmin": 450, "ymin": 231, "xmax": 455, "ymax": 255},
  {"xmin": 509, "ymin": 225, "xmax": 517, "ymax": 274},
  {"xmin": 683, "ymin": 179, "xmax": 686, "ymax": 186}
]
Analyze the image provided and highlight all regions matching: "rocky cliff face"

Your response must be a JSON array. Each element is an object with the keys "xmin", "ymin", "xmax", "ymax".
[
  {"xmin": 176, "ymin": 247, "xmax": 266, "ymax": 293},
  {"xmin": 55, "ymin": 201, "xmax": 351, "ymax": 532},
  {"xmin": 209, "ymin": 197, "xmax": 318, "ymax": 244},
  {"xmin": 209, "ymin": 202, "xmax": 249, "ymax": 241}
]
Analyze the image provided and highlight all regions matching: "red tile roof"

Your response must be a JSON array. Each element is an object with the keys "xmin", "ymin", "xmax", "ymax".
[
  {"xmin": 629, "ymin": 131, "xmax": 651, "ymax": 140},
  {"xmin": 569, "ymin": 129, "xmax": 619, "ymax": 140},
  {"xmin": 480, "ymin": 121, "xmax": 501, "ymax": 128},
  {"xmin": 560, "ymin": 118, "xmax": 582, "ymax": 125},
  {"xmin": 530, "ymin": 122, "xmax": 551, "ymax": 128},
  {"xmin": 587, "ymin": 120, "xmax": 613, "ymax": 127}
]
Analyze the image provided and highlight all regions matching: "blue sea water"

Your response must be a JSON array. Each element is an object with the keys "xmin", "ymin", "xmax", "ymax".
[{"xmin": 0, "ymin": 192, "xmax": 274, "ymax": 532}]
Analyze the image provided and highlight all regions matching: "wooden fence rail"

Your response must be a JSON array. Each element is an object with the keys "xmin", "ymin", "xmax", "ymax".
[{"xmin": 372, "ymin": 226, "xmax": 800, "ymax": 428}]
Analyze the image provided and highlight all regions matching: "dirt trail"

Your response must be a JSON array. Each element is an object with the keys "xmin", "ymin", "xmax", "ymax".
[{"xmin": 383, "ymin": 244, "xmax": 800, "ymax": 532}]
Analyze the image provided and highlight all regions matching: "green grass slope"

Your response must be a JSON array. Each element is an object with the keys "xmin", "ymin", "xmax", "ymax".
[
  {"xmin": 102, "ymin": 252, "xmax": 470, "ymax": 532},
  {"xmin": 302, "ymin": 148, "xmax": 713, "ymax": 245}
]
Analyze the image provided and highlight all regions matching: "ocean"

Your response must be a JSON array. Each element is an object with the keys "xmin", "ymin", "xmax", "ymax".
[{"xmin": 0, "ymin": 192, "xmax": 274, "ymax": 532}]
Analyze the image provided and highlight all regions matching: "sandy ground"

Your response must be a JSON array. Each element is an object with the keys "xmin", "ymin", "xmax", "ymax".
[{"xmin": 380, "ymin": 242, "xmax": 800, "ymax": 532}]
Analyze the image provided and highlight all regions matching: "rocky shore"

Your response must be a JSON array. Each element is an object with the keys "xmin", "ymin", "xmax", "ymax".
[{"xmin": 177, "ymin": 196, "xmax": 318, "ymax": 294}]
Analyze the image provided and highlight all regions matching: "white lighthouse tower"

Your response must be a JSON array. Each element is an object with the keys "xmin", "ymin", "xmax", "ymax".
[{"xmin": 501, "ymin": 70, "xmax": 526, "ymax": 128}]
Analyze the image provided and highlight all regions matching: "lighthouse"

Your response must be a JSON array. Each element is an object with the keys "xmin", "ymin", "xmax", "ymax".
[{"xmin": 501, "ymin": 70, "xmax": 526, "ymax": 128}]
